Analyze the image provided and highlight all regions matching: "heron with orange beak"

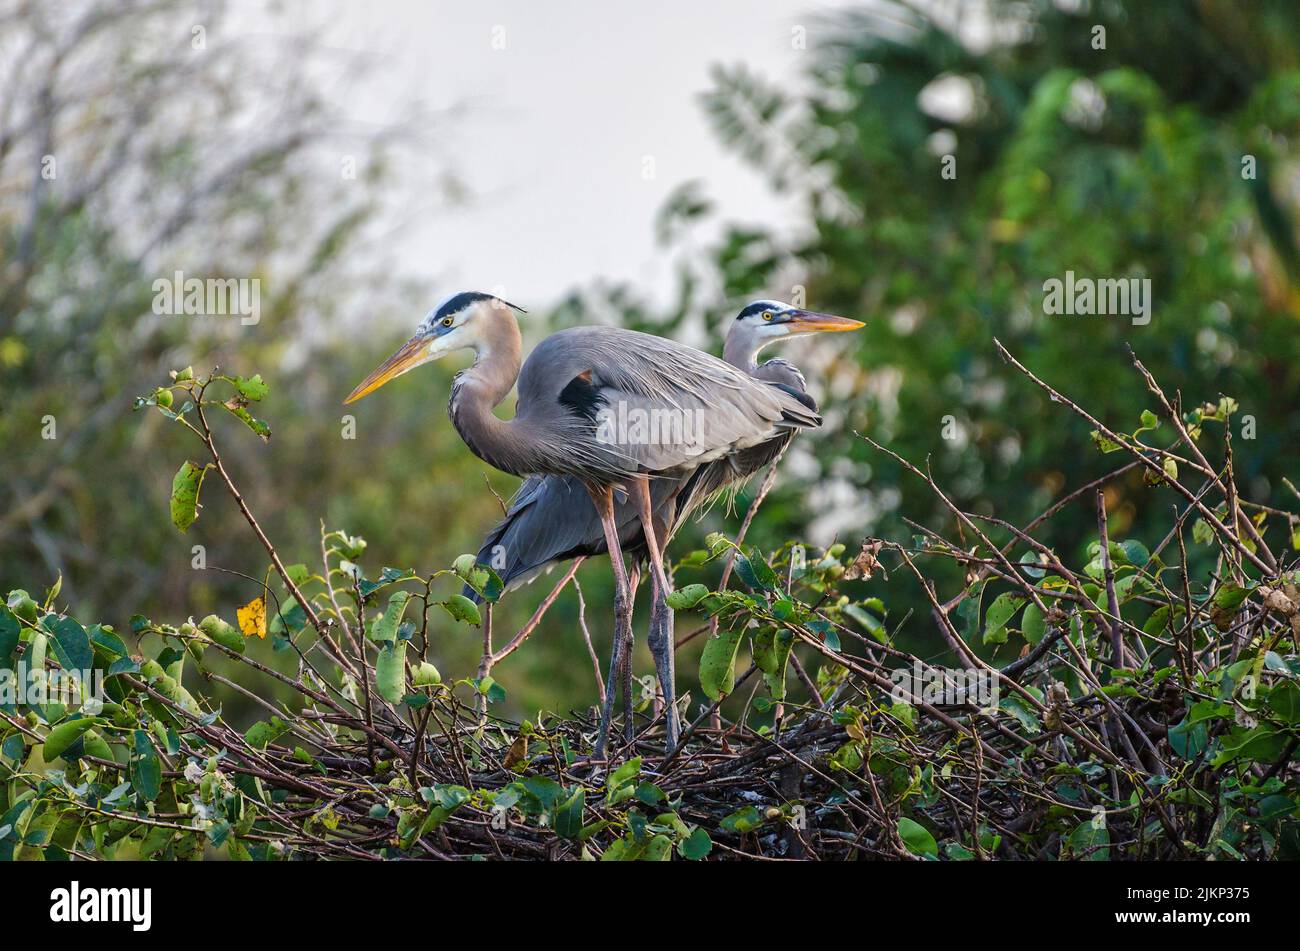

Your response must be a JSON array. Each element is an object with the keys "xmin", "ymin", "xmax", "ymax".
[{"xmin": 345, "ymin": 292, "xmax": 862, "ymax": 754}]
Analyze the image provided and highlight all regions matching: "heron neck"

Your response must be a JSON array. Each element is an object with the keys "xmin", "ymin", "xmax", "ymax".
[
  {"xmin": 723, "ymin": 332, "xmax": 764, "ymax": 372},
  {"xmin": 448, "ymin": 316, "xmax": 531, "ymax": 476}
]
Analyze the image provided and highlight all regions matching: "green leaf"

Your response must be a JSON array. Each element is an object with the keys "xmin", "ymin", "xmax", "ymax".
[
  {"xmin": 735, "ymin": 549, "xmax": 780, "ymax": 592},
  {"xmin": 412, "ymin": 662, "xmax": 441, "ymax": 687},
  {"xmin": 521, "ymin": 776, "xmax": 564, "ymax": 813},
  {"xmin": 368, "ymin": 591, "xmax": 411, "ymax": 642},
  {"xmin": 222, "ymin": 402, "xmax": 271, "ymax": 442},
  {"xmin": 1018, "ymin": 551, "xmax": 1046, "ymax": 579},
  {"xmin": 605, "ymin": 757, "xmax": 642, "ymax": 806},
  {"xmin": 422, "ymin": 785, "xmax": 471, "ymax": 811},
  {"xmin": 956, "ymin": 583, "xmax": 985, "ymax": 640},
  {"xmin": 454, "ymin": 559, "xmax": 505, "ymax": 603},
  {"xmin": 245, "ymin": 716, "xmax": 291, "ymax": 750},
  {"xmin": 1000, "ymin": 692, "xmax": 1042, "ymax": 734},
  {"xmin": 89, "ymin": 624, "xmax": 129, "ymax": 660},
  {"xmin": 1213, "ymin": 583, "xmax": 1253, "ymax": 612},
  {"xmin": 641, "ymin": 834, "xmax": 672, "ymax": 861},
  {"xmin": 983, "ymin": 592, "xmax": 1026, "ymax": 645},
  {"xmin": 439, "ymin": 594, "xmax": 482, "ymax": 626},
  {"xmin": 42, "ymin": 615, "xmax": 93, "ymax": 673},
  {"xmin": 666, "ymin": 584, "xmax": 710, "ymax": 610},
  {"xmin": 633, "ymin": 782, "xmax": 664, "ymax": 806},
  {"xmin": 679, "ymin": 827, "xmax": 713, "ymax": 860},
  {"xmin": 751, "ymin": 628, "xmax": 777, "ymax": 674},
  {"xmin": 0, "ymin": 608, "xmax": 19, "ymax": 666},
  {"xmin": 130, "ymin": 730, "xmax": 161, "ymax": 802},
  {"xmin": 169, "ymin": 461, "xmax": 211, "ymax": 533},
  {"xmin": 1143, "ymin": 605, "xmax": 1170, "ymax": 636},
  {"xmin": 1, "ymin": 733, "xmax": 24, "ymax": 769},
  {"xmin": 1120, "ymin": 540, "xmax": 1150, "ymax": 567},
  {"xmin": 553, "ymin": 787, "xmax": 585, "ymax": 840},
  {"xmin": 843, "ymin": 602, "xmax": 887, "ymax": 642},
  {"xmin": 1067, "ymin": 817, "xmax": 1110, "ymax": 860},
  {"xmin": 897, "ymin": 817, "xmax": 937, "ymax": 857},
  {"xmin": 698, "ymin": 626, "xmax": 745, "ymax": 701},
  {"xmin": 1256, "ymin": 794, "xmax": 1296, "ymax": 823},
  {"xmin": 476, "ymin": 676, "xmax": 506, "ymax": 704},
  {"xmin": 1168, "ymin": 716, "xmax": 1208, "ymax": 758},
  {"xmin": 7, "ymin": 590, "xmax": 38, "ymax": 625},
  {"xmin": 43, "ymin": 717, "xmax": 103, "ymax": 761},
  {"xmin": 27, "ymin": 630, "xmax": 47, "ymax": 671},
  {"xmin": 374, "ymin": 640, "xmax": 407, "ymax": 704},
  {"xmin": 1214, "ymin": 724, "xmax": 1289, "ymax": 765},
  {"xmin": 231, "ymin": 374, "xmax": 269, "ymax": 401},
  {"xmin": 1021, "ymin": 603, "xmax": 1047, "ymax": 645},
  {"xmin": 199, "ymin": 614, "xmax": 243, "ymax": 654},
  {"xmin": 720, "ymin": 806, "xmax": 763, "ymax": 834},
  {"xmin": 1266, "ymin": 682, "xmax": 1300, "ymax": 725},
  {"xmin": 752, "ymin": 628, "xmax": 794, "ymax": 699},
  {"xmin": 1090, "ymin": 430, "xmax": 1123, "ymax": 453}
]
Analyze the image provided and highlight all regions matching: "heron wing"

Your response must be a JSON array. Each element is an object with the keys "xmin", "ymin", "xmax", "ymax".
[
  {"xmin": 753, "ymin": 358, "xmax": 813, "ymax": 406},
  {"xmin": 518, "ymin": 327, "xmax": 820, "ymax": 476}
]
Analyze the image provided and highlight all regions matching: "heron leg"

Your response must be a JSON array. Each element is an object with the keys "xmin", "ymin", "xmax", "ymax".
[
  {"xmin": 590, "ymin": 484, "xmax": 633, "ymax": 759},
  {"xmin": 632, "ymin": 478, "xmax": 679, "ymax": 750},
  {"xmin": 622, "ymin": 563, "xmax": 641, "ymax": 744}
]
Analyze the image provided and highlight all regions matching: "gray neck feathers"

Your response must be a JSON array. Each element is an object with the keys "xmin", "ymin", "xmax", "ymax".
[
  {"xmin": 447, "ymin": 310, "xmax": 529, "ymax": 476},
  {"xmin": 722, "ymin": 329, "xmax": 762, "ymax": 372}
]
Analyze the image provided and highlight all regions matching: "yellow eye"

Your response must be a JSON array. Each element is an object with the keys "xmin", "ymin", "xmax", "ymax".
[
  {"xmin": 441, "ymin": 316, "xmax": 454, "ymax": 327},
  {"xmin": 763, "ymin": 311, "xmax": 774, "ymax": 321}
]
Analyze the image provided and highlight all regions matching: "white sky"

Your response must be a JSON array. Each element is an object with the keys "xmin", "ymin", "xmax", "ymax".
[{"xmin": 288, "ymin": 0, "xmax": 861, "ymax": 307}]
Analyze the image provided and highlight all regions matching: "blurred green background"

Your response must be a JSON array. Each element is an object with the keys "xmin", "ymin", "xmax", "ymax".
[{"xmin": 3, "ymin": 0, "xmax": 1299, "ymax": 719}]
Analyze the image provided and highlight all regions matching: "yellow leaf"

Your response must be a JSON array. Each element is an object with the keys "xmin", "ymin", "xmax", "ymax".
[{"xmin": 237, "ymin": 596, "xmax": 267, "ymax": 640}]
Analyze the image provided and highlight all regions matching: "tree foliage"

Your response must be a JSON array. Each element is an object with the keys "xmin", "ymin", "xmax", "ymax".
[{"xmin": 3, "ymin": 354, "xmax": 1299, "ymax": 860}]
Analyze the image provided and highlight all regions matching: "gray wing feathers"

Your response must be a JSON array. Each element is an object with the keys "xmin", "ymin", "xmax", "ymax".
[
  {"xmin": 517, "ymin": 327, "xmax": 820, "ymax": 476},
  {"xmin": 470, "ymin": 328, "xmax": 825, "ymax": 601}
]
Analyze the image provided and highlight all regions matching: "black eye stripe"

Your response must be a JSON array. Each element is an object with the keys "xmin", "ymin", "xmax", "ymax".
[
  {"xmin": 737, "ymin": 301, "xmax": 782, "ymax": 320},
  {"xmin": 434, "ymin": 291, "xmax": 495, "ymax": 321}
]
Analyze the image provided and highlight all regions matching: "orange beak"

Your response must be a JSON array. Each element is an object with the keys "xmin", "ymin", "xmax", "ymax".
[
  {"xmin": 786, "ymin": 310, "xmax": 865, "ymax": 332},
  {"xmin": 344, "ymin": 335, "xmax": 433, "ymax": 405}
]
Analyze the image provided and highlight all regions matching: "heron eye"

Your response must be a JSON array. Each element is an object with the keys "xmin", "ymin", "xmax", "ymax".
[
  {"xmin": 763, "ymin": 311, "xmax": 774, "ymax": 321},
  {"xmin": 441, "ymin": 316, "xmax": 454, "ymax": 327}
]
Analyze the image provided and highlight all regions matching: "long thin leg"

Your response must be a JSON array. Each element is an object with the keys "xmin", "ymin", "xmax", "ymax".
[
  {"xmin": 598, "ymin": 585, "xmax": 625, "ymax": 754},
  {"xmin": 622, "ymin": 563, "xmax": 641, "ymax": 744},
  {"xmin": 631, "ymin": 477, "xmax": 678, "ymax": 749},
  {"xmin": 591, "ymin": 484, "xmax": 633, "ymax": 759},
  {"xmin": 649, "ymin": 513, "xmax": 678, "ymax": 745}
]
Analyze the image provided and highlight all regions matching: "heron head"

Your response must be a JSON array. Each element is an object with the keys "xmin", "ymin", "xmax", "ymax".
[
  {"xmin": 344, "ymin": 292, "xmax": 525, "ymax": 404},
  {"xmin": 732, "ymin": 300, "xmax": 864, "ymax": 345}
]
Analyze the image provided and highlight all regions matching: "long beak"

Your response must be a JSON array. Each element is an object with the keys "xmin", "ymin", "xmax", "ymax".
[
  {"xmin": 344, "ymin": 335, "xmax": 434, "ymax": 404},
  {"xmin": 787, "ymin": 310, "xmax": 865, "ymax": 333}
]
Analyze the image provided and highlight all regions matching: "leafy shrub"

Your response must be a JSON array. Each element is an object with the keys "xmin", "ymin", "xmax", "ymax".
[{"xmin": 2, "ymin": 353, "xmax": 1298, "ymax": 860}]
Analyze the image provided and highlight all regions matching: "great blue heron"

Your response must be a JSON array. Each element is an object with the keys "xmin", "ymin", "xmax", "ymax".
[
  {"xmin": 469, "ymin": 300, "xmax": 863, "ymax": 749},
  {"xmin": 343, "ymin": 292, "xmax": 850, "ymax": 754}
]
